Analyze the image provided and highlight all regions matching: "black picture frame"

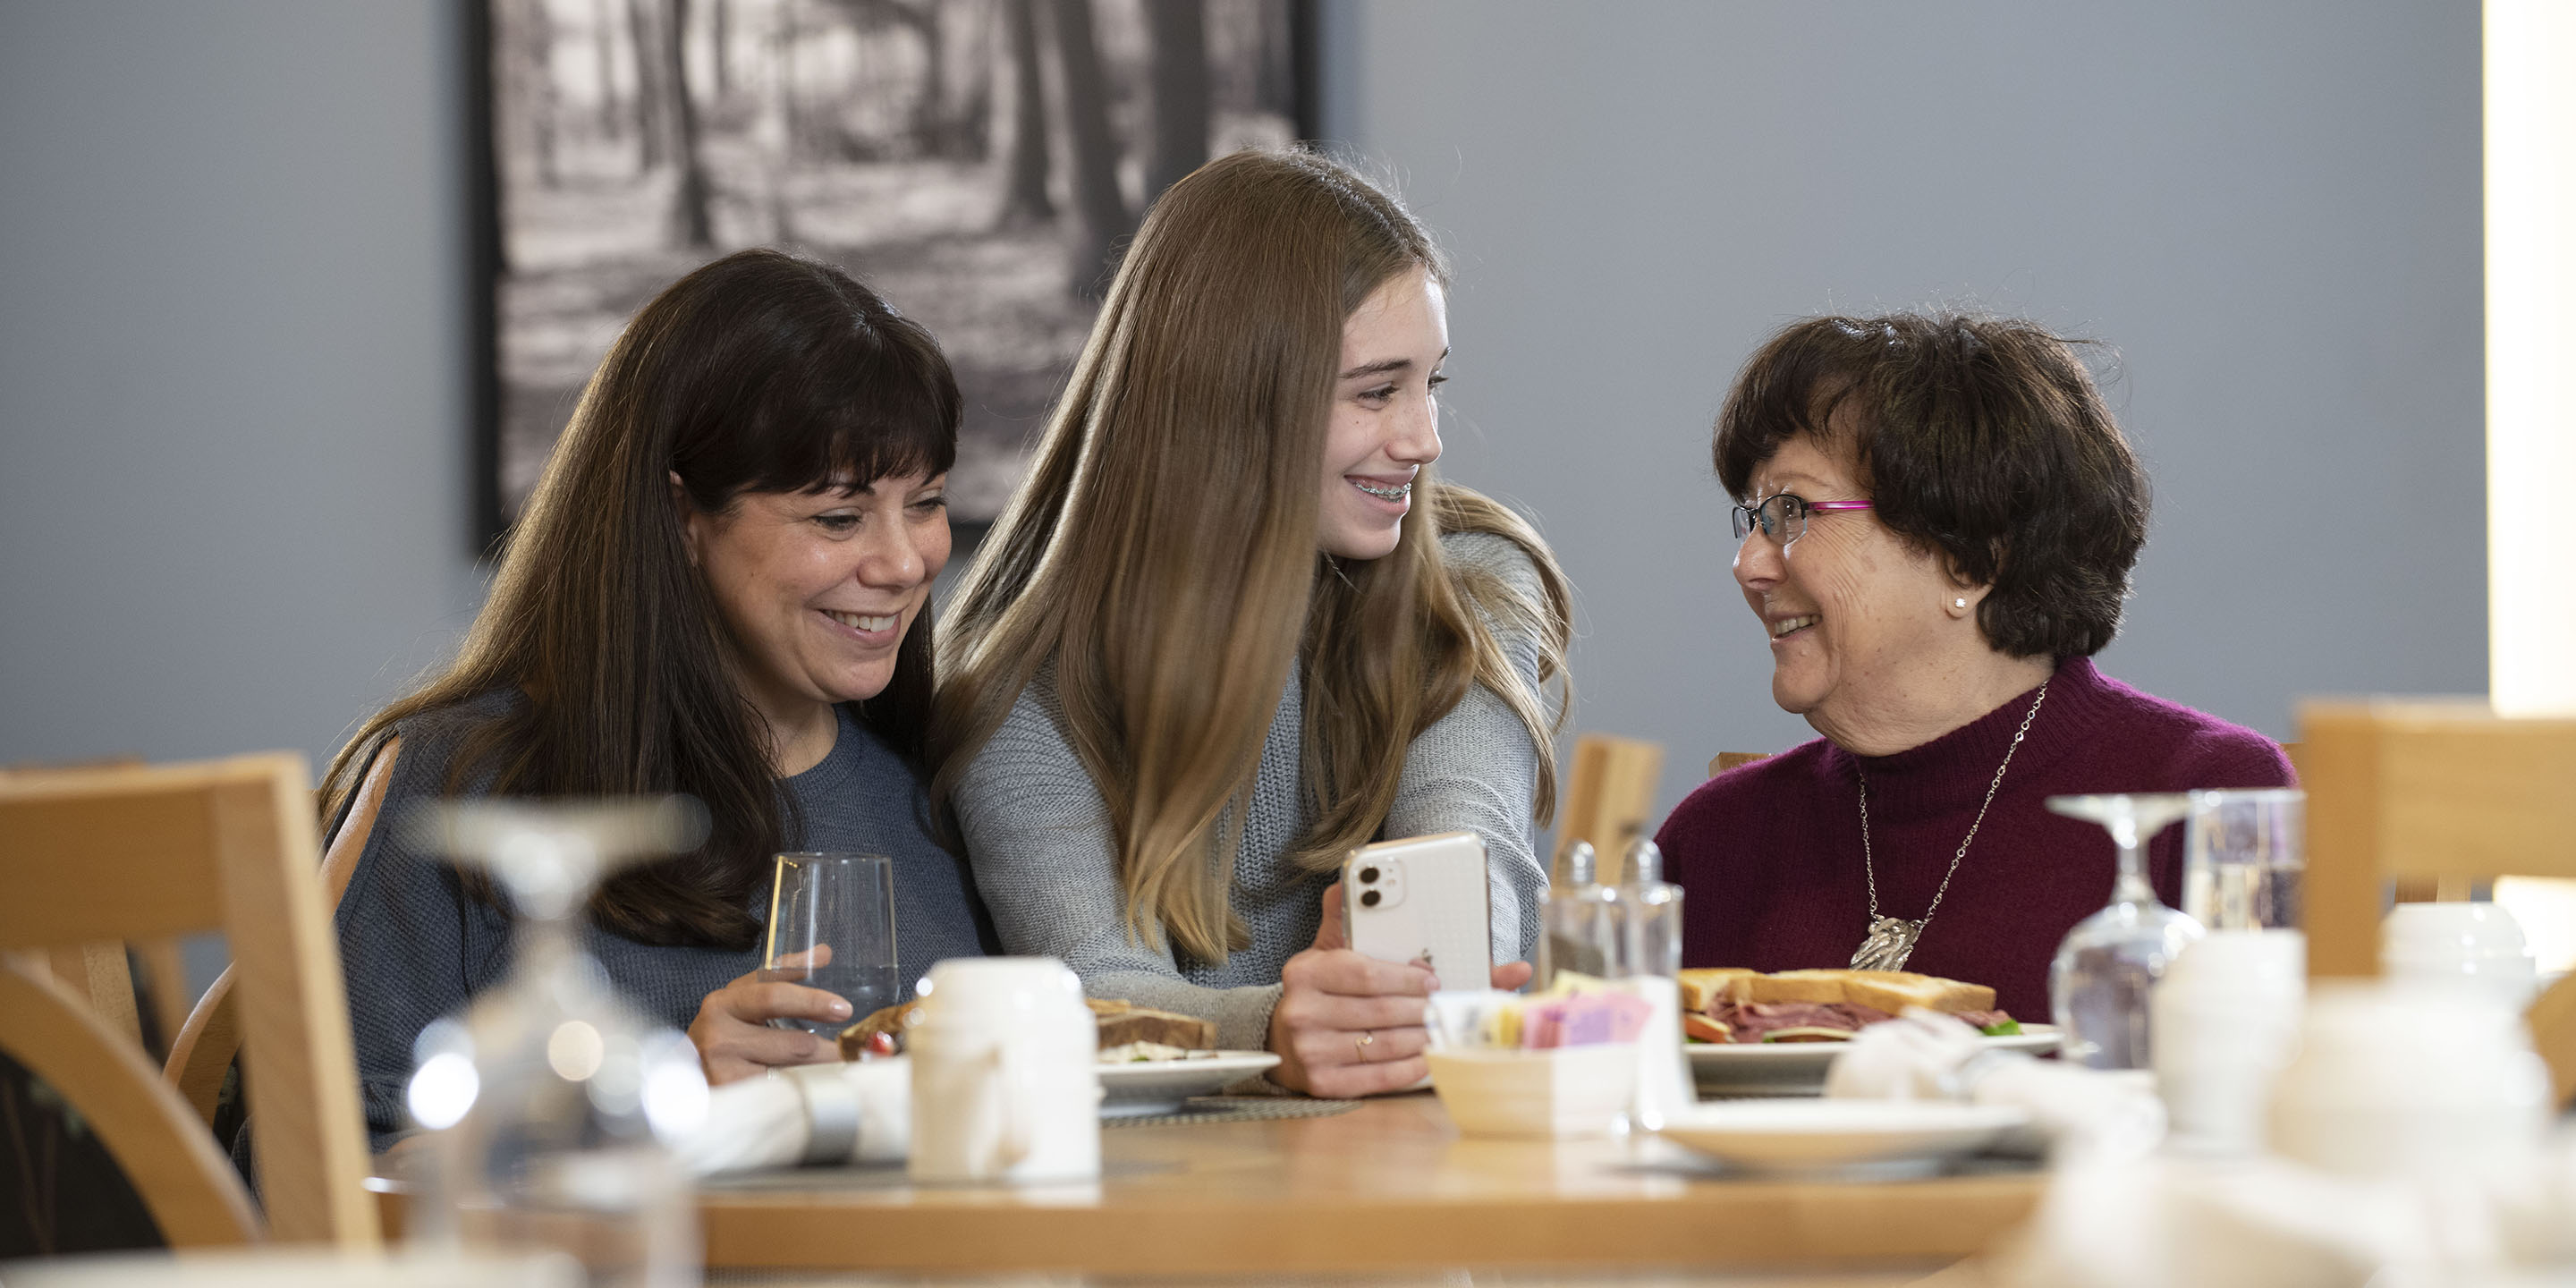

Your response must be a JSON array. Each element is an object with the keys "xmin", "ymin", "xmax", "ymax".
[{"xmin": 472, "ymin": 0, "xmax": 1316, "ymax": 556}]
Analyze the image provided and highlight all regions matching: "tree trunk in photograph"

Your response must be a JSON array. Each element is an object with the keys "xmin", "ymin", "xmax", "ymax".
[
  {"xmin": 997, "ymin": 0, "xmax": 1053, "ymax": 226},
  {"xmin": 913, "ymin": 5, "xmax": 951, "ymax": 158},
  {"xmin": 898, "ymin": 3, "xmax": 953, "ymax": 158},
  {"xmin": 708, "ymin": 0, "xmax": 730, "ymax": 99},
  {"xmin": 1049, "ymin": 0, "xmax": 1130, "ymax": 297},
  {"xmin": 525, "ymin": 0, "xmax": 561, "ymax": 186},
  {"xmin": 591, "ymin": 0, "xmax": 623, "ymax": 139},
  {"xmin": 765, "ymin": 0, "xmax": 796, "ymax": 242},
  {"xmin": 510, "ymin": 0, "xmax": 561, "ymax": 188},
  {"xmin": 626, "ymin": 0, "xmax": 666, "ymax": 170},
  {"xmin": 953, "ymin": 0, "xmax": 996, "ymax": 164},
  {"xmin": 777, "ymin": 0, "xmax": 803, "ymax": 166},
  {"xmin": 663, "ymin": 0, "xmax": 716, "ymax": 249},
  {"xmin": 1142, "ymin": 0, "xmax": 1207, "ymax": 206},
  {"xmin": 1253, "ymin": 0, "xmax": 1292, "ymax": 115}
]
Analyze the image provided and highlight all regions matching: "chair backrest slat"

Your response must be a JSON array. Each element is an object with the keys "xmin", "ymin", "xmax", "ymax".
[
  {"xmin": 203, "ymin": 765, "xmax": 377, "ymax": 1244},
  {"xmin": 0, "ymin": 770, "xmax": 233, "ymax": 948},
  {"xmin": 1556, "ymin": 734, "xmax": 1665, "ymax": 886},
  {"xmin": 46, "ymin": 941, "xmax": 145, "ymax": 1045}
]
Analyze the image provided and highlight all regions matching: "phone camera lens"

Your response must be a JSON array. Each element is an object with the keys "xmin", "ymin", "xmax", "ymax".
[
  {"xmin": 1360, "ymin": 889, "xmax": 1382, "ymax": 908},
  {"xmin": 1359, "ymin": 866, "xmax": 1380, "ymax": 884}
]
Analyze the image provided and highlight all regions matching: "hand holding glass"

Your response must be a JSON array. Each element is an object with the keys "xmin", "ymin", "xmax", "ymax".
[{"xmin": 762, "ymin": 852, "xmax": 900, "ymax": 1037}]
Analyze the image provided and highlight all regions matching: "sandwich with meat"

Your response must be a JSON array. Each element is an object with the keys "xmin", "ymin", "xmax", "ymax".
[
  {"xmin": 1678, "ymin": 968, "xmax": 2021, "ymax": 1044},
  {"xmin": 837, "ymin": 996, "xmax": 1220, "ymax": 1061}
]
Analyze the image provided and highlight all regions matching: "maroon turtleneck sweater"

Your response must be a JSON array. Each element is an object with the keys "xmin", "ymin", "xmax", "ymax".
[{"xmin": 1656, "ymin": 657, "xmax": 2293, "ymax": 1021}]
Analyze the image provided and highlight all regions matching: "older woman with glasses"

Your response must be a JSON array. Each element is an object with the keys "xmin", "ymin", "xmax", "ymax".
[{"xmin": 1657, "ymin": 312, "xmax": 2292, "ymax": 1021}]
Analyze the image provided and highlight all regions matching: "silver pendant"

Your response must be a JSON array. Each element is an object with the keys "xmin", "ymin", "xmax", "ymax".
[{"xmin": 1851, "ymin": 916, "xmax": 1923, "ymax": 971}]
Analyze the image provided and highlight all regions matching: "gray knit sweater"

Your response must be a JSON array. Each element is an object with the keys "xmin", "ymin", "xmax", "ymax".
[{"xmin": 953, "ymin": 530, "xmax": 1554, "ymax": 1052}]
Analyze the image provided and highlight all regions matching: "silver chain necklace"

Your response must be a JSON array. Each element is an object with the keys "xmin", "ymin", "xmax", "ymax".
[{"xmin": 1849, "ymin": 680, "xmax": 2051, "ymax": 971}]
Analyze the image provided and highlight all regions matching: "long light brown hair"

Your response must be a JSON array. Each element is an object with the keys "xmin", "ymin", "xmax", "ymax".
[
  {"xmin": 322, "ymin": 249, "xmax": 959, "ymax": 949},
  {"xmin": 928, "ymin": 149, "xmax": 1571, "ymax": 965}
]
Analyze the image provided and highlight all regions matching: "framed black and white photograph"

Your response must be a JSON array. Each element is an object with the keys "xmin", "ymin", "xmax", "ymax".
[{"xmin": 478, "ymin": 0, "xmax": 1314, "ymax": 546}]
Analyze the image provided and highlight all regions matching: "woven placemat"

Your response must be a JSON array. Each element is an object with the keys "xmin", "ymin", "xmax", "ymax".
[{"xmin": 1104, "ymin": 1095, "xmax": 1361, "ymax": 1129}]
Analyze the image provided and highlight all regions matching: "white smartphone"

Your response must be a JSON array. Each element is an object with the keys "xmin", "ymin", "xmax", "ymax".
[{"xmin": 1341, "ymin": 831, "xmax": 1495, "ymax": 988}]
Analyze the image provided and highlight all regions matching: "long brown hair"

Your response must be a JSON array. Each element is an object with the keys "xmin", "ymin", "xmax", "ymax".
[
  {"xmin": 929, "ymin": 149, "xmax": 1571, "ymax": 965},
  {"xmin": 324, "ymin": 248, "xmax": 959, "ymax": 949}
]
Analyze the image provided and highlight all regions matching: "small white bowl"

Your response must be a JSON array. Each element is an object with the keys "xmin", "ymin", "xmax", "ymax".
[{"xmin": 1427, "ymin": 1045, "xmax": 1639, "ymax": 1139}]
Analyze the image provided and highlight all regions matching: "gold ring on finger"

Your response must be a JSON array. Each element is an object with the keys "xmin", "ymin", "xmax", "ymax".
[{"xmin": 1355, "ymin": 1030, "xmax": 1375, "ymax": 1062}]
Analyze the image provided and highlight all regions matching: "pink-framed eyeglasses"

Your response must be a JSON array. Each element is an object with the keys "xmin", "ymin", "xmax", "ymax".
[{"xmin": 1730, "ymin": 494, "xmax": 1873, "ymax": 546}]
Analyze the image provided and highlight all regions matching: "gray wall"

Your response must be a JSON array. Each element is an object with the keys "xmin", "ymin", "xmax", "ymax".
[
  {"xmin": 2, "ymin": 3, "xmax": 2486, "ymax": 852},
  {"xmin": 0, "ymin": 2, "xmax": 487, "ymax": 772},
  {"xmin": 1318, "ymin": 1, "xmax": 2487, "ymax": 828}
]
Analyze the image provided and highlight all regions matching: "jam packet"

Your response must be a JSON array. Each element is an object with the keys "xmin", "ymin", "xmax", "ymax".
[{"xmin": 1423, "ymin": 980, "xmax": 1655, "ymax": 1051}]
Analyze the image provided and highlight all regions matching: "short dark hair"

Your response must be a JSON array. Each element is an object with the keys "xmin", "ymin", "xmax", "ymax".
[{"xmin": 1713, "ymin": 312, "xmax": 2148, "ymax": 659}]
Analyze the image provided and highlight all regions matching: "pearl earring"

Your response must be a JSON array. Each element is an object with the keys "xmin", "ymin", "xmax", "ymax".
[{"xmin": 1953, "ymin": 597, "xmax": 1968, "ymax": 609}]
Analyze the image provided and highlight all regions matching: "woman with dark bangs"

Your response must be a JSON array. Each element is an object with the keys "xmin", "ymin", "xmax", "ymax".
[{"xmin": 325, "ymin": 249, "xmax": 994, "ymax": 1149}]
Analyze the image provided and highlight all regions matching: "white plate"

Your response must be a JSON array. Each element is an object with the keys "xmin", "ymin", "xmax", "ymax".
[
  {"xmin": 1096, "ymin": 1050, "xmax": 1280, "ymax": 1116},
  {"xmin": 1688, "ymin": 1024, "xmax": 2061, "ymax": 1097},
  {"xmin": 1657, "ymin": 1098, "xmax": 2029, "ymax": 1177}
]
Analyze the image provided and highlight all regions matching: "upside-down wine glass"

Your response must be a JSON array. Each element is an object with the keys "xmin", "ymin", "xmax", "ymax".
[
  {"xmin": 2046, "ymin": 792, "xmax": 2206, "ymax": 1071},
  {"xmin": 402, "ymin": 798, "xmax": 713, "ymax": 1288}
]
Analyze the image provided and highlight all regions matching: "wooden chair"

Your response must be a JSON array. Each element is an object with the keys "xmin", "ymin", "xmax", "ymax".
[
  {"xmin": 1555, "ymin": 734, "xmax": 1664, "ymax": 885},
  {"xmin": 2297, "ymin": 699, "xmax": 2576, "ymax": 1105},
  {"xmin": 0, "ymin": 753, "xmax": 381, "ymax": 1247}
]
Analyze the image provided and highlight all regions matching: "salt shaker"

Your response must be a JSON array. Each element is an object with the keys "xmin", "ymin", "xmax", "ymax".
[
  {"xmin": 1615, "ymin": 839, "xmax": 1694, "ymax": 1130},
  {"xmin": 1617, "ymin": 839, "xmax": 1683, "ymax": 978},
  {"xmin": 1537, "ymin": 840, "xmax": 1620, "ymax": 987}
]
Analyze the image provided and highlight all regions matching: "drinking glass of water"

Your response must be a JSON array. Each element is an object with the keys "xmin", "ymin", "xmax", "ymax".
[
  {"xmin": 761, "ymin": 852, "xmax": 900, "ymax": 1036},
  {"xmin": 2183, "ymin": 788, "xmax": 2304, "ymax": 931}
]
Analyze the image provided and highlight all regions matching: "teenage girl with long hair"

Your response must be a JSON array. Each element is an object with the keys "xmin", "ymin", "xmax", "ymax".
[{"xmin": 932, "ymin": 150, "xmax": 1572, "ymax": 1097}]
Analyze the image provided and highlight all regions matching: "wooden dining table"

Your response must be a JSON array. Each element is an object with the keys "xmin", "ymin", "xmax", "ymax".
[{"xmin": 379, "ymin": 1094, "xmax": 2047, "ymax": 1277}]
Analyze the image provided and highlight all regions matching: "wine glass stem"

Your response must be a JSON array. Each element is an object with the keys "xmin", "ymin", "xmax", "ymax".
[
  {"xmin": 514, "ymin": 911, "xmax": 580, "ymax": 976},
  {"xmin": 2112, "ymin": 834, "xmax": 2157, "ymax": 905}
]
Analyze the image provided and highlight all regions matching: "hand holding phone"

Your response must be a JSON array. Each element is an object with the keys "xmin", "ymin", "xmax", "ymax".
[
  {"xmin": 1340, "ymin": 831, "xmax": 1496, "ymax": 988},
  {"xmin": 1267, "ymin": 839, "xmax": 1529, "ymax": 1098}
]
